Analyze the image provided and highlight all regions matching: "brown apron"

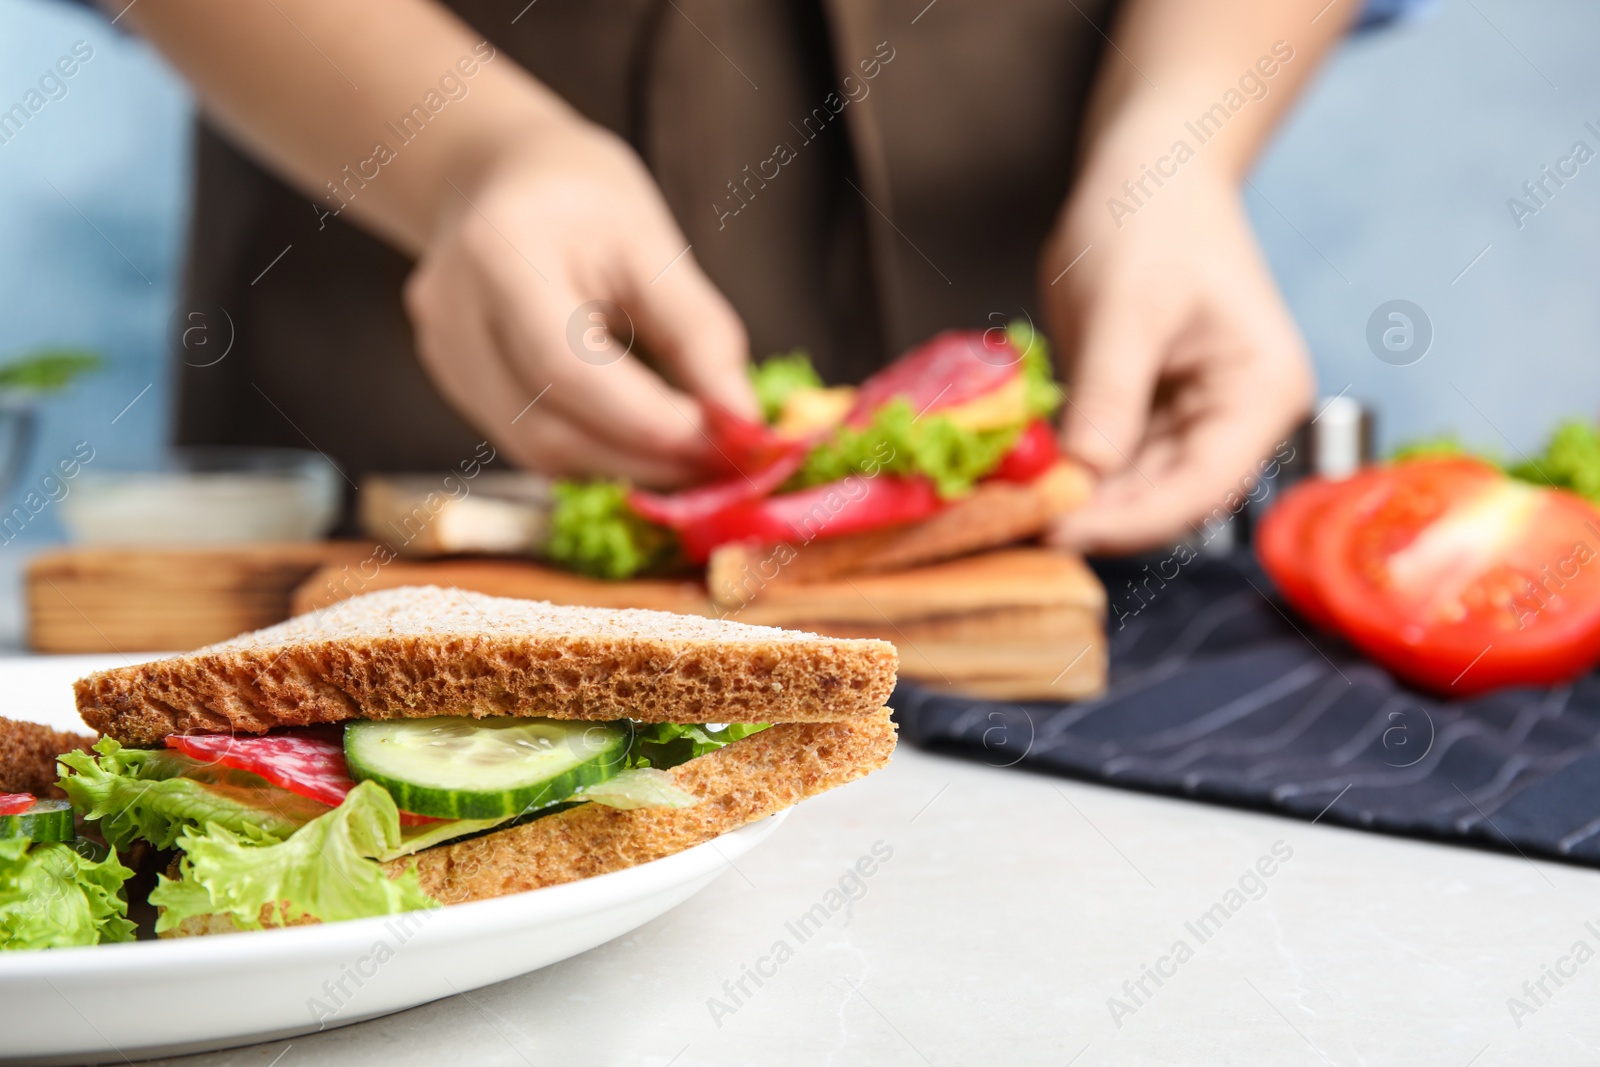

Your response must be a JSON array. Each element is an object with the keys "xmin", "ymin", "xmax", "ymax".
[{"xmin": 175, "ymin": 0, "xmax": 1115, "ymax": 484}]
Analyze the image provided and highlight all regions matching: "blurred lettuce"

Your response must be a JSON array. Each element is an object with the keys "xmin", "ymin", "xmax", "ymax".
[
  {"xmin": 544, "ymin": 479, "xmax": 674, "ymax": 580},
  {"xmin": 791, "ymin": 399, "xmax": 1021, "ymax": 499},
  {"xmin": 0, "ymin": 349, "xmax": 101, "ymax": 394},
  {"xmin": 750, "ymin": 350, "xmax": 824, "ymax": 424},
  {"xmin": 1390, "ymin": 435, "xmax": 1473, "ymax": 463},
  {"xmin": 789, "ymin": 319, "xmax": 1060, "ymax": 498},
  {"xmin": 1509, "ymin": 421, "xmax": 1600, "ymax": 505},
  {"xmin": 1007, "ymin": 318, "xmax": 1064, "ymax": 423}
]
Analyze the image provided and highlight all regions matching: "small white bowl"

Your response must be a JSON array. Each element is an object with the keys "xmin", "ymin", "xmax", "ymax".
[{"xmin": 59, "ymin": 447, "xmax": 341, "ymax": 544}]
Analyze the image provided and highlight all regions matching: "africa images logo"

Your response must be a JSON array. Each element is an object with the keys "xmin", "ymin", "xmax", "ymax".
[{"xmin": 1366, "ymin": 299, "xmax": 1432, "ymax": 367}]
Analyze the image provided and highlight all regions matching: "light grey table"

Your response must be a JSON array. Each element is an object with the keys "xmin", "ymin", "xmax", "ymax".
[{"xmin": 132, "ymin": 729, "xmax": 1600, "ymax": 1066}]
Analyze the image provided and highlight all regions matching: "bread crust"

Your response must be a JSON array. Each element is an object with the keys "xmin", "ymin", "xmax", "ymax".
[
  {"xmin": 75, "ymin": 587, "xmax": 898, "ymax": 746},
  {"xmin": 0, "ymin": 716, "xmax": 94, "ymax": 798},
  {"xmin": 163, "ymin": 711, "xmax": 897, "ymax": 936}
]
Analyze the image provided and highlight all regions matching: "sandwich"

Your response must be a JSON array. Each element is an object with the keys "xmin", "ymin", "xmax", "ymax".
[
  {"xmin": 0, "ymin": 717, "xmax": 134, "ymax": 949},
  {"xmin": 35, "ymin": 585, "xmax": 896, "ymax": 940},
  {"xmin": 546, "ymin": 319, "xmax": 1085, "ymax": 586},
  {"xmin": 366, "ymin": 320, "xmax": 1089, "ymax": 591}
]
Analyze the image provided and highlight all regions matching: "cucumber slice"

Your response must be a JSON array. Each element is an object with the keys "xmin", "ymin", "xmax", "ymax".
[
  {"xmin": 0, "ymin": 799, "xmax": 74, "ymax": 842},
  {"xmin": 345, "ymin": 717, "xmax": 633, "ymax": 819}
]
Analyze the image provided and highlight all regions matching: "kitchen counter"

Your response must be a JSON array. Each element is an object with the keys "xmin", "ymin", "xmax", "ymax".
[
  {"xmin": 129, "ymin": 711, "xmax": 1595, "ymax": 1065},
  {"xmin": 7, "ymin": 651, "xmax": 1596, "ymax": 1066}
]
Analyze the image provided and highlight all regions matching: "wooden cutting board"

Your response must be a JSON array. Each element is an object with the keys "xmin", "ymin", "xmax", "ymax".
[
  {"xmin": 25, "ymin": 542, "xmax": 1108, "ymax": 700},
  {"xmin": 292, "ymin": 548, "xmax": 1108, "ymax": 700},
  {"xmin": 27, "ymin": 542, "xmax": 380, "ymax": 655}
]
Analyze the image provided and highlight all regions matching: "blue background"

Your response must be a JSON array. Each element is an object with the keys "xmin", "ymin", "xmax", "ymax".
[{"xmin": 0, "ymin": 0, "xmax": 1596, "ymax": 543}]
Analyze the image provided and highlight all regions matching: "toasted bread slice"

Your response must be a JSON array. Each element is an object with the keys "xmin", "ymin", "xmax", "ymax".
[
  {"xmin": 163, "ymin": 710, "xmax": 897, "ymax": 936},
  {"xmin": 360, "ymin": 472, "xmax": 549, "ymax": 557},
  {"xmin": 76, "ymin": 586, "xmax": 898, "ymax": 746},
  {"xmin": 0, "ymin": 716, "xmax": 95, "ymax": 798},
  {"xmin": 707, "ymin": 459, "xmax": 1092, "ymax": 606}
]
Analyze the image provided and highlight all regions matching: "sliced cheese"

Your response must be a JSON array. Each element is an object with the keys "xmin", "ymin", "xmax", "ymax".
[
  {"xmin": 937, "ymin": 374, "xmax": 1028, "ymax": 431},
  {"xmin": 777, "ymin": 386, "xmax": 857, "ymax": 437}
]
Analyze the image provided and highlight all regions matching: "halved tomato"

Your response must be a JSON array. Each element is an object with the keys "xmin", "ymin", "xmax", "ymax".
[
  {"xmin": 1256, "ymin": 470, "xmax": 1384, "ymax": 632},
  {"xmin": 1304, "ymin": 457, "xmax": 1600, "ymax": 695}
]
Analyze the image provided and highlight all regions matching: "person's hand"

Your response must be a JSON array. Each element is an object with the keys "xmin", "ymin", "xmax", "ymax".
[
  {"xmin": 405, "ymin": 115, "xmax": 758, "ymax": 487},
  {"xmin": 1040, "ymin": 155, "xmax": 1313, "ymax": 555}
]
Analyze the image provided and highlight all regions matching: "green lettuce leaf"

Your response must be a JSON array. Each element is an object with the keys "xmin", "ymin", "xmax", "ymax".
[
  {"xmin": 1509, "ymin": 420, "xmax": 1600, "ymax": 506},
  {"xmin": 0, "ymin": 348, "xmax": 102, "ymax": 394},
  {"xmin": 58, "ymin": 738, "xmax": 314, "ymax": 851},
  {"xmin": 575, "ymin": 767, "xmax": 700, "ymax": 810},
  {"xmin": 789, "ymin": 319, "xmax": 1062, "ymax": 499},
  {"xmin": 386, "ymin": 814, "xmax": 514, "ymax": 860},
  {"xmin": 1391, "ymin": 435, "xmax": 1473, "ymax": 463},
  {"xmin": 751, "ymin": 350, "xmax": 825, "ymax": 424},
  {"xmin": 544, "ymin": 479, "xmax": 675, "ymax": 581},
  {"xmin": 0, "ymin": 837, "xmax": 136, "ymax": 950},
  {"xmin": 1007, "ymin": 318, "xmax": 1064, "ymax": 423},
  {"xmin": 630, "ymin": 722, "xmax": 771, "ymax": 770},
  {"xmin": 151, "ymin": 780, "xmax": 436, "ymax": 933},
  {"xmin": 790, "ymin": 399, "xmax": 1022, "ymax": 499}
]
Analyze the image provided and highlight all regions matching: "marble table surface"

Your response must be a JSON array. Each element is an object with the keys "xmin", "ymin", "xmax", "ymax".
[{"xmin": 9, "ymin": 653, "xmax": 1598, "ymax": 1066}]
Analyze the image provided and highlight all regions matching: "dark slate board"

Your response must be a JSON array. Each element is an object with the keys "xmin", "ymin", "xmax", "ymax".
[{"xmin": 894, "ymin": 553, "xmax": 1600, "ymax": 866}]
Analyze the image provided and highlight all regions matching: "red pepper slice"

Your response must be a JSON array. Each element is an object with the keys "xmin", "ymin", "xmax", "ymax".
[
  {"xmin": 702, "ymin": 399, "xmax": 810, "ymax": 476},
  {"xmin": 167, "ymin": 728, "xmax": 440, "ymax": 825},
  {"xmin": 846, "ymin": 329, "xmax": 1020, "ymax": 428},
  {"xmin": 628, "ymin": 447, "xmax": 808, "ymax": 529},
  {"xmin": 992, "ymin": 420, "xmax": 1059, "ymax": 483},
  {"xmin": 0, "ymin": 793, "xmax": 35, "ymax": 816},
  {"xmin": 677, "ymin": 474, "xmax": 944, "ymax": 561}
]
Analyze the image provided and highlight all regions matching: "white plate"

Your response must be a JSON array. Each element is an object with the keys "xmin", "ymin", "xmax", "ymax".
[{"xmin": 0, "ymin": 655, "xmax": 787, "ymax": 1065}]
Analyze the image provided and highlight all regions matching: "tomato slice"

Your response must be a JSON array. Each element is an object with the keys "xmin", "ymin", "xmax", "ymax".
[
  {"xmin": 992, "ymin": 420, "xmax": 1059, "ymax": 483},
  {"xmin": 846, "ymin": 329, "xmax": 1019, "ymax": 427},
  {"xmin": 0, "ymin": 793, "xmax": 35, "ymax": 816},
  {"xmin": 676, "ymin": 475, "xmax": 944, "ymax": 561},
  {"xmin": 1255, "ymin": 471, "xmax": 1385, "ymax": 631},
  {"xmin": 167, "ymin": 728, "xmax": 440, "ymax": 825},
  {"xmin": 628, "ymin": 448, "xmax": 807, "ymax": 529},
  {"xmin": 1305, "ymin": 457, "xmax": 1600, "ymax": 694}
]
